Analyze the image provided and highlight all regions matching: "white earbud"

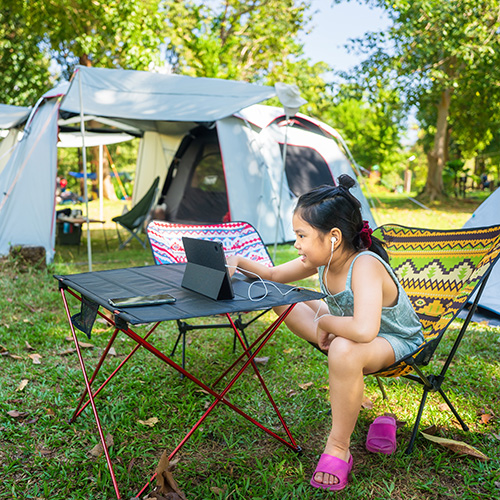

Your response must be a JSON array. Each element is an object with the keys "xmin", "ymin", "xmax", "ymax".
[{"xmin": 330, "ymin": 236, "xmax": 337, "ymax": 251}]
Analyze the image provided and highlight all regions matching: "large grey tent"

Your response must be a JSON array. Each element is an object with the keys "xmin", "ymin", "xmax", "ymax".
[
  {"xmin": 462, "ymin": 187, "xmax": 500, "ymax": 322},
  {"xmin": 0, "ymin": 66, "xmax": 375, "ymax": 264},
  {"xmin": 137, "ymin": 103, "xmax": 375, "ymax": 241}
]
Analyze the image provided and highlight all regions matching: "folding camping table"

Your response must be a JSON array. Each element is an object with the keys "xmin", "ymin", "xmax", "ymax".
[{"xmin": 54, "ymin": 264, "xmax": 324, "ymax": 499}]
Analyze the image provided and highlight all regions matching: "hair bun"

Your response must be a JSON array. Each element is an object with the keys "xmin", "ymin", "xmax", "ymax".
[{"xmin": 337, "ymin": 174, "xmax": 356, "ymax": 190}]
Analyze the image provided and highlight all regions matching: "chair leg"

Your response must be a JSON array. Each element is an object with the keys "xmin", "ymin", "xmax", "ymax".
[
  {"xmin": 438, "ymin": 387, "xmax": 469, "ymax": 432},
  {"xmin": 405, "ymin": 386, "xmax": 430, "ymax": 454},
  {"xmin": 376, "ymin": 376, "xmax": 388, "ymax": 400}
]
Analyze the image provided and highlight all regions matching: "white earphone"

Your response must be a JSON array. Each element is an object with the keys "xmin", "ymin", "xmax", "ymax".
[{"xmin": 330, "ymin": 236, "xmax": 337, "ymax": 252}]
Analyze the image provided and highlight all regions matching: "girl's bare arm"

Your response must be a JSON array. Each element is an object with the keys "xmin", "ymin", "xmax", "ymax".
[{"xmin": 226, "ymin": 255, "xmax": 316, "ymax": 284}]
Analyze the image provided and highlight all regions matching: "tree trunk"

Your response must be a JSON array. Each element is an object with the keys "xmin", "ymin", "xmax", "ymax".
[{"xmin": 423, "ymin": 88, "xmax": 452, "ymax": 201}]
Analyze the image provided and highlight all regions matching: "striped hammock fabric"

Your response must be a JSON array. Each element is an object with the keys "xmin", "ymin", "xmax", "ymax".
[{"xmin": 147, "ymin": 220, "xmax": 273, "ymax": 267}]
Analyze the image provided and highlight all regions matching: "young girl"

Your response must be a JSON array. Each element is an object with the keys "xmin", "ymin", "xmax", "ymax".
[{"xmin": 226, "ymin": 174, "xmax": 423, "ymax": 491}]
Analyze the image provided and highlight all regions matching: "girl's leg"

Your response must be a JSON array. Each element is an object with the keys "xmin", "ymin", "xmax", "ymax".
[
  {"xmin": 313, "ymin": 336, "xmax": 395, "ymax": 486},
  {"xmin": 273, "ymin": 300, "xmax": 328, "ymax": 344}
]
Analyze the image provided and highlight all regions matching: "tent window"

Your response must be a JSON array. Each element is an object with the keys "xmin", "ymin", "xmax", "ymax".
[{"xmin": 283, "ymin": 144, "xmax": 334, "ymax": 196}]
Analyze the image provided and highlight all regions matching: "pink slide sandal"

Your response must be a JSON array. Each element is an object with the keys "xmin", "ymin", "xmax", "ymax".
[
  {"xmin": 310, "ymin": 453, "xmax": 353, "ymax": 491},
  {"xmin": 366, "ymin": 415, "xmax": 397, "ymax": 454}
]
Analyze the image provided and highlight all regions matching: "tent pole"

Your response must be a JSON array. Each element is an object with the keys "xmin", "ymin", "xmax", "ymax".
[
  {"xmin": 99, "ymin": 144, "xmax": 104, "ymax": 221},
  {"xmin": 79, "ymin": 70, "xmax": 92, "ymax": 272},
  {"xmin": 273, "ymin": 121, "xmax": 289, "ymax": 261}
]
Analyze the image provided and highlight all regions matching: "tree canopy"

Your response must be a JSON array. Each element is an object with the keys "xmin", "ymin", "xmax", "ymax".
[
  {"xmin": 1, "ymin": 0, "xmax": 418, "ymax": 190},
  {"xmin": 340, "ymin": 0, "xmax": 500, "ymax": 199}
]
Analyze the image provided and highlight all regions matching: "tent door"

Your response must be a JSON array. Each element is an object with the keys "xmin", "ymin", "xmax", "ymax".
[{"xmin": 163, "ymin": 128, "xmax": 230, "ymax": 224}]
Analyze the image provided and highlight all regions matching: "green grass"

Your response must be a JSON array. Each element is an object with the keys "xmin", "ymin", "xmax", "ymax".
[{"xmin": 1, "ymin": 193, "xmax": 499, "ymax": 499}]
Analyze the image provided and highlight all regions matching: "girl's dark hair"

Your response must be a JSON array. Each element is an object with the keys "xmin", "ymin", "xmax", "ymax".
[{"xmin": 294, "ymin": 174, "xmax": 389, "ymax": 263}]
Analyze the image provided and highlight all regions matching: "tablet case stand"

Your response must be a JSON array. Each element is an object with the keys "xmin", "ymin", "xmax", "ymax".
[{"xmin": 182, "ymin": 262, "xmax": 234, "ymax": 300}]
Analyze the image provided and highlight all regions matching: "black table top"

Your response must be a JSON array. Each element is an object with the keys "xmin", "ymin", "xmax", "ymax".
[{"xmin": 55, "ymin": 264, "xmax": 324, "ymax": 325}]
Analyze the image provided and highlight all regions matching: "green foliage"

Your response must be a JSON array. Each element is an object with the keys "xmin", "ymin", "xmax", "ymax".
[
  {"xmin": 324, "ymin": 83, "xmax": 408, "ymax": 175},
  {"xmin": 338, "ymin": 0, "xmax": 500, "ymax": 196},
  {"xmin": 1, "ymin": 0, "xmax": 165, "ymax": 93},
  {"xmin": 163, "ymin": 0, "xmax": 333, "ymax": 119},
  {"xmin": 0, "ymin": 5, "xmax": 53, "ymax": 105},
  {"xmin": 165, "ymin": 1, "xmax": 312, "ymax": 80}
]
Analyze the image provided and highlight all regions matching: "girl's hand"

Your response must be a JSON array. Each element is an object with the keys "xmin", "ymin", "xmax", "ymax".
[
  {"xmin": 317, "ymin": 325, "xmax": 336, "ymax": 351},
  {"xmin": 226, "ymin": 255, "xmax": 239, "ymax": 277}
]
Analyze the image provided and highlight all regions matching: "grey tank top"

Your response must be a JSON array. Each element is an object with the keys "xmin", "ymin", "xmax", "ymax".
[{"xmin": 318, "ymin": 251, "xmax": 422, "ymax": 340}]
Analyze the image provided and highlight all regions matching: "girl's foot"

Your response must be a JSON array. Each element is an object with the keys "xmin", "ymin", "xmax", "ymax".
[
  {"xmin": 313, "ymin": 441, "xmax": 351, "ymax": 486},
  {"xmin": 310, "ymin": 453, "xmax": 353, "ymax": 491}
]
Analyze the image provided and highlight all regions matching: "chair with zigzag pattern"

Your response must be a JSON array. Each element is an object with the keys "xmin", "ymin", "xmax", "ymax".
[{"xmin": 371, "ymin": 223, "xmax": 500, "ymax": 453}]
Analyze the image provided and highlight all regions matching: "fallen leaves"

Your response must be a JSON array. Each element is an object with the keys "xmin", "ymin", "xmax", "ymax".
[
  {"xmin": 64, "ymin": 336, "xmax": 94, "ymax": 349},
  {"xmin": 0, "ymin": 344, "xmax": 23, "ymax": 360},
  {"xmin": 89, "ymin": 434, "xmax": 114, "ymax": 457},
  {"xmin": 7, "ymin": 410, "xmax": 29, "ymax": 419},
  {"xmin": 253, "ymin": 356, "xmax": 269, "ymax": 365},
  {"xmin": 480, "ymin": 413, "xmax": 493, "ymax": 425},
  {"xmin": 361, "ymin": 395, "xmax": 374, "ymax": 410},
  {"xmin": 28, "ymin": 353, "xmax": 42, "ymax": 364},
  {"xmin": 137, "ymin": 417, "xmax": 159, "ymax": 427},
  {"xmin": 16, "ymin": 379, "xmax": 29, "ymax": 392},
  {"xmin": 152, "ymin": 450, "xmax": 188, "ymax": 500},
  {"xmin": 1, "ymin": 342, "xmax": 42, "ymax": 362},
  {"xmin": 421, "ymin": 428, "xmax": 490, "ymax": 461},
  {"xmin": 298, "ymin": 381, "xmax": 313, "ymax": 390}
]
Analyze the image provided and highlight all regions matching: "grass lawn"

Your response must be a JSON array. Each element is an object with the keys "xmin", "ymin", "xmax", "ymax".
[{"xmin": 1, "ymin": 191, "xmax": 499, "ymax": 499}]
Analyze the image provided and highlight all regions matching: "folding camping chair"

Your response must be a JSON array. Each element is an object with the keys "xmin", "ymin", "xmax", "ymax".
[
  {"xmin": 371, "ymin": 223, "xmax": 500, "ymax": 453},
  {"xmin": 147, "ymin": 220, "xmax": 274, "ymax": 371},
  {"xmin": 112, "ymin": 176, "xmax": 159, "ymax": 249}
]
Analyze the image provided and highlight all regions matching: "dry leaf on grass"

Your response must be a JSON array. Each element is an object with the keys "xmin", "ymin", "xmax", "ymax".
[
  {"xmin": 25, "ymin": 341, "xmax": 35, "ymax": 351},
  {"xmin": 361, "ymin": 395, "xmax": 374, "ymax": 409},
  {"xmin": 16, "ymin": 379, "xmax": 29, "ymax": 391},
  {"xmin": 210, "ymin": 486, "xmax": 227, "ymax": 495},
  {"xmin": 254, "ymin": 356, "xmax": 269, "ymax": 365},
  {"xmin": 421, "ymin": 431, "xmax": 490, "ymax": 461},
  {"xmin": 137, "ymin": 417, "xmax": 159, "ymax": 427},
  {"xmin": 64, "ymin": 336, "xmax": 94, "ymax": 348},
  {"xmin": 154, "ymin": 450, "xmax": 187, "ymax": 500},
  {"xmin": 59, "ymin": 348, "xmax": 76, "ymax": 356},
  {"xmin": 7, "ymin": 410, "xmax": 29, "ymax": 419},
  {"xmin": 28, "ymin": 353, "xmax": 42, "ymax": 364},
  {"xmin": 480, "ymin": 413, "xmax": 493, "ymax": 425},
  {"xmin": 89, "ymin": 434, "xmax": 114, "ymax": 457},
  {"xmin": 298, "ymin": 382, "xmax": 313, "ymax": 390}
]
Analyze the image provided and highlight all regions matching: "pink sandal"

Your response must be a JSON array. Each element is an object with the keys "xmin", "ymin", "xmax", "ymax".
[
  {"xmin": 366, "ymin": 415, "xmax": 397, "ymax": 454},
  {"xmin": 310, "ymin": 453, "xmax": 353, "ymax": 491}
]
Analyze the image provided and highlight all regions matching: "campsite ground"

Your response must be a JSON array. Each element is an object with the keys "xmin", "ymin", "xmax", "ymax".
[{"xmin": 1, "ymin": 190, "xmax": 499, "ymax": 500}]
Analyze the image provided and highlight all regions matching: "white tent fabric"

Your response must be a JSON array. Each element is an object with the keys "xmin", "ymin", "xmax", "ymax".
[
  {"xmin": 0, "ymin": 103, "xmax": 31, "ymax": 129},
  {"xmin": 0, "ymin": 128, "xmax": 22, "ymax": 175},
  {"xmin": 0, "ymin": 98, "xmax": 59, "ymax": 262},
  {"xmin": 61, "ymin": 66, "xmax": 276, "ymax": 134},
  {"xmin": 217, "ymin": 116, "xmax": 296, "ymax": 243},
  {"xmin": 133, "ymin": 131, "xmax": 184, "ymax": 205},
  {"xmin": 57, "ymin": 130, "xmax": 134, "ymax": 148},
  {"xmin": 462, "ymin": 187, "xmax": 500, "ymax": 316}
]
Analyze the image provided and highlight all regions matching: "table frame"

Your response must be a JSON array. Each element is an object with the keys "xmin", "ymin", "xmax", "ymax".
[{"xmin": 59, "ymin": 285, "xmax": 302, "ymax": 499}]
